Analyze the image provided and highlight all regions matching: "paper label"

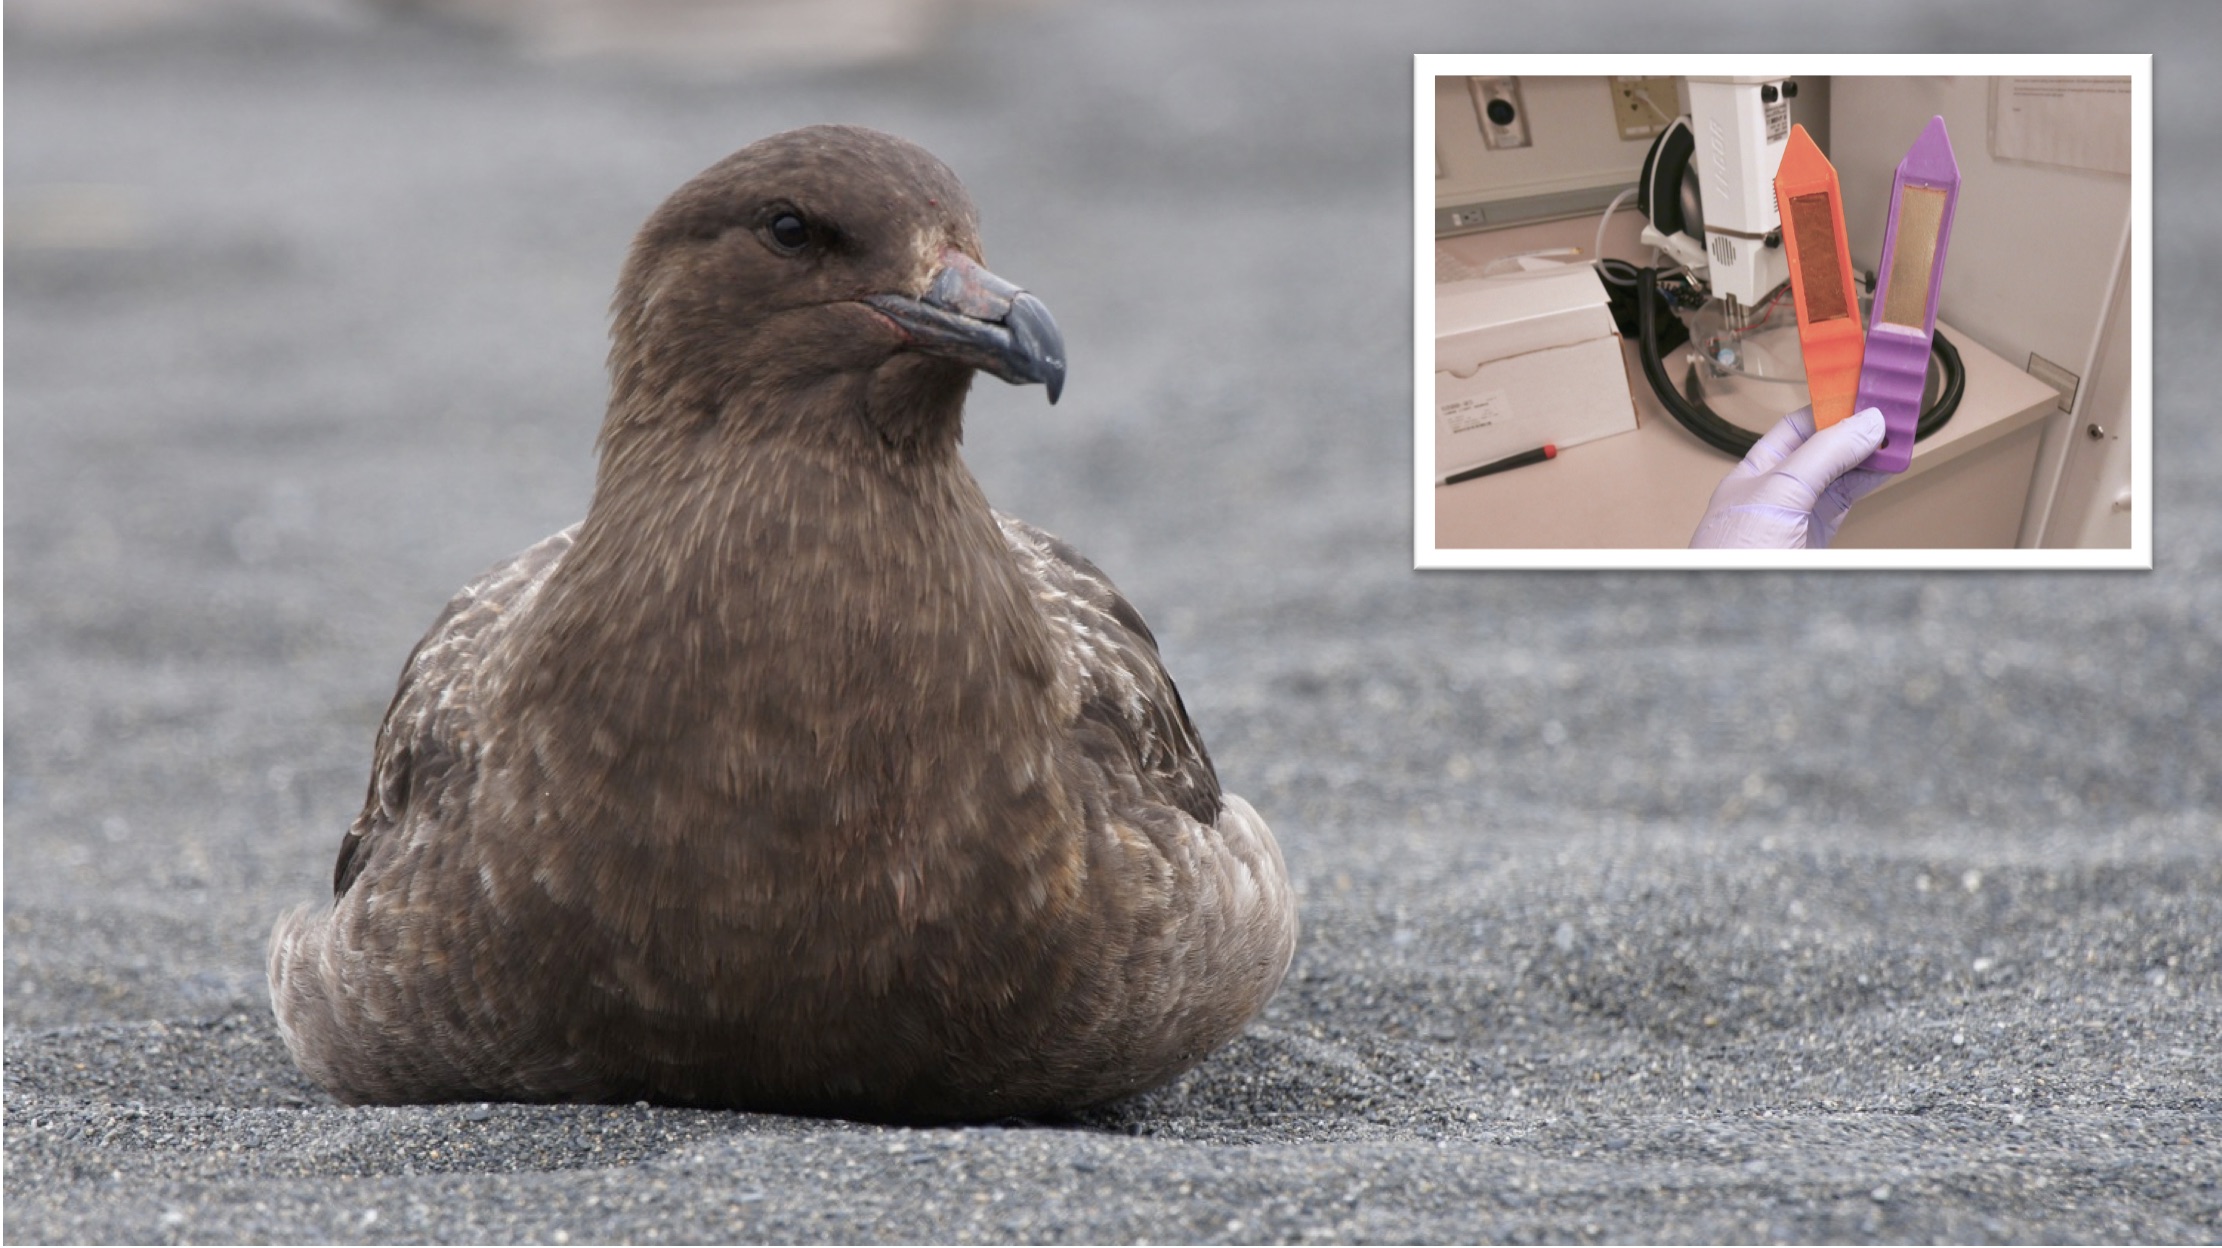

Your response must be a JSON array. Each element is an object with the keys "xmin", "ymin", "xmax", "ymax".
[{"xmin": 1442, "ymin": 390, "xmax": 1512, "ymax": 433}]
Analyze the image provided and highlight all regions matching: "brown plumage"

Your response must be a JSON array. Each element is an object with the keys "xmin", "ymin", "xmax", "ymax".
[{"xmin": 266, "ymin": 125, "xmax": 1296, "ymax": 1123}]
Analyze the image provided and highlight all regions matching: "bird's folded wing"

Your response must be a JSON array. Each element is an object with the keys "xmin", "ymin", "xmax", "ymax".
[
  {"xmin": 332, "ymin": 524, "xmax": 580, "ymax": 898},
  {"xmin": 993, "ymin": 513, "xmax": 1223, "ymax": 827}
]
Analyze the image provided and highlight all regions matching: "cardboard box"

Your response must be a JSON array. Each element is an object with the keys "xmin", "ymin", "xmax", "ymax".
[{"xmin": 1435, "ymin": 263, "xmax": 1638, "ymax": 481}]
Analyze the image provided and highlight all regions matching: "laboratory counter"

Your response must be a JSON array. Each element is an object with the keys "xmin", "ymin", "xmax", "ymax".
[{"xmin": 1432, "ymin": 217, "xmax": 2064, "ymax": 550}]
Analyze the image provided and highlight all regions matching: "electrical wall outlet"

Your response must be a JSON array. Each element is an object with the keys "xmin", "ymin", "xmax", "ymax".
[
  {"xmin": 1610, "ymin": 76, "xmax": 1682, "ymax": 140},
  {"xmin": 1469, "ymin": 77, "xmax": 1530, "ymax": 150},
  {"xmin": 1437, "ymin": 204, "xmax": 1489, "ymax": 234}
]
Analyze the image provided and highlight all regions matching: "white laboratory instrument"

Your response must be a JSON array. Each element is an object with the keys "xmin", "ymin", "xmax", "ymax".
[{"xmin": 1639, "ymin": 76, "xmax": 1794, "ymax": 320}]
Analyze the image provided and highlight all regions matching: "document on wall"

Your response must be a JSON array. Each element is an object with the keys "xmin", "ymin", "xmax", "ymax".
[{"xmin": 1989, "ymin": 77, "xmax": 2131, "ymax": 176}]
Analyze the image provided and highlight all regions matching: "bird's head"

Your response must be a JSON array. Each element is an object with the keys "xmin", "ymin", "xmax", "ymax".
[{"xmin": 606, "ymin": 125, "xmax": 1064, "ymax": 454}]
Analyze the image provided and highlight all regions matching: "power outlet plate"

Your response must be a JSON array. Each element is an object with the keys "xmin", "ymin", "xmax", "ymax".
[
  {"xmin": 1610, "ymin": 76, "xmax": 1682, "ymax": 140},
  {"xmin": 1469, "ymin": 77, "xmax": 1530, "ymax": 150}
]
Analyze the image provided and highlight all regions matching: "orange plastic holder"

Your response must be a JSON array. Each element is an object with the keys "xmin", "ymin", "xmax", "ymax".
[{"xmin": 1773, "ymin": 124, "xmax": 1865, "ymax": 430}]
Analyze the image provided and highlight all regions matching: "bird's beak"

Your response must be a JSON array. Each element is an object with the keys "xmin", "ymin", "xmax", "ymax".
[{"xmin": 866, "ymin": 250, "xmax": 1066, "ymax": 404}]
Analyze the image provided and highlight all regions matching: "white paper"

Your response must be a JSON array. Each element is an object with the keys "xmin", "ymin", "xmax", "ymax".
[{"xmin": 1990, "ymin": 76, "xmax": 2131, "ymax": 175}]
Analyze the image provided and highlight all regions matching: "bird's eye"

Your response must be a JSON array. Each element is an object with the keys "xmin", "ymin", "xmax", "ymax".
[{"xmin": 767, "ymin": 212, "xmax": 810, "ymax": 254}]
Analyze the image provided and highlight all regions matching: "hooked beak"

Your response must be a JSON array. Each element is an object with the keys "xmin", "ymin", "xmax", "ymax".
[{"xmin": 866, "ymin": 250, "xmax": 1066, "ymax": 404}]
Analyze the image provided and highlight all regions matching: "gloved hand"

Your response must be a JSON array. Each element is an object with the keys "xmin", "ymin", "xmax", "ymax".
[{"xmin": 1689, "ymin": 406, "xmax": 1890, "ymax": 549}]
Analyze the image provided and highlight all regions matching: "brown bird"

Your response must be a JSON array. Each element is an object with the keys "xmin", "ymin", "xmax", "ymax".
[{"xmin": 267, "ymin": 125, "xmax": 1295, "ymax": 1123}]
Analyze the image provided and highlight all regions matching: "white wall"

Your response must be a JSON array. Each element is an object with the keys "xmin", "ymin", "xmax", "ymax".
[
  {"xmin": 1436, "ymin": 74, "xmax": 1831, "ymax": 213},
  {"xmin": 1435, "ymin": 75, "xmax": 1657, "ymax": 209}
]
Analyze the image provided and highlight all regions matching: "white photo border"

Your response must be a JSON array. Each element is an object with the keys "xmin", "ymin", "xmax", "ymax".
[{"xmin": 1412, "ymin": 53, "xmax": 2153, "ymax": 571}]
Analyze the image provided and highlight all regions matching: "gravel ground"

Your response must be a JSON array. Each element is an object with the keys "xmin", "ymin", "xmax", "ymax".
[{"xmin": 6, "ymin": 1, "xmax": 2218, "ymax": 1242}]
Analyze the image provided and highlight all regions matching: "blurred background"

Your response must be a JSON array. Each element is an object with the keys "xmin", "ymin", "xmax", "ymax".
[
  {"xmin": 9, "ymin": 0, "xmax": 2218, "ymax": 1055},
  {"xmin": 5, "ymin": 0, "xmax": 1427, "ymax": 1027},
  {"xmin": 5, "ymin": 2, "xmax": 2218, "ymax": 1240},
  {"xmin": 7, "ymin": 0, "xmax": 2215, "ymax": 1053},
  {"xmin": 9, "ymin": 0, "xmax": 1043, "ymax": 73}
]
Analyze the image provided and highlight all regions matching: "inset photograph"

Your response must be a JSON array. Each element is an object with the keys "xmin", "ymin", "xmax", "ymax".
[{"xmin": 1414, "ymin": 56, "xmax": 2149, "ymax": 567}]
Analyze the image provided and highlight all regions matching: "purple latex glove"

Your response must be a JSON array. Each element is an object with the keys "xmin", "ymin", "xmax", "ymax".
[{"xmin": 1689, "ymin": 406, "xmax": 1889, "ymax": 549}]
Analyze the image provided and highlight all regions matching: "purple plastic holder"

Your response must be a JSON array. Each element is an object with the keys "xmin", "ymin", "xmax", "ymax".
[{"xmin": 1853, "ymin": 115, "xmax": 1960, "ymax": 473}]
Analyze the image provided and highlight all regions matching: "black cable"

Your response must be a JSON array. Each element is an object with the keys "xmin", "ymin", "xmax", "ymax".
[
  {"xmin": 1913, "ymin": 329, "xmax": 1964, "ymax": 442},
  {"xmin": 1635, "ymin": 265, "xmax": 1964, "ymax": 459}
]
